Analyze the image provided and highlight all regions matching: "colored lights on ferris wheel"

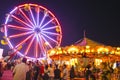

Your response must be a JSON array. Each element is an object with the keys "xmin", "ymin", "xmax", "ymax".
[{"xmin": 3, "ymin": 3, "xmax": 62, "ymax": 59}]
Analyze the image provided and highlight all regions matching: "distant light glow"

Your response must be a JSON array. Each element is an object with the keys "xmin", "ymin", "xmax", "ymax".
[
  {"xmin": 0, "ymin": 48, "xmax": 3, "ymax": 59},
  {"xmin": 113, "ymin": 62, "xmax": 116, "ymax": 69},
  {"xmin": 95, "ymin": 59, "xmax": 102, "ymax": 66}
]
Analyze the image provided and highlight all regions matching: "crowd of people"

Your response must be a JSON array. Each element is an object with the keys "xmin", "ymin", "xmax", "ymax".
[
  {"xmin": 0, "ymin": 57, "xmax": 120, "ymax": 80},
  {"xmin": 0, "ymin": 57, "xmax": 76, "ymax": 80}
]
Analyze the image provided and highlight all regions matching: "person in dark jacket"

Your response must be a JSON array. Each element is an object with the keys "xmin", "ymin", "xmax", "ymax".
[
  {"xmin": 85, "ymin": 65, "xmax": 92, "ymax": 80},
  {"xmin": 34, "ymin": 60, "xmax": 40, "ymax": 80},
  {"xmin": 70, "ymin": 65, "xmax": 75, "ymax": 80},
  {"xmin": 54, "ymin": 64, "xmax": 61, "ymax": 80}
]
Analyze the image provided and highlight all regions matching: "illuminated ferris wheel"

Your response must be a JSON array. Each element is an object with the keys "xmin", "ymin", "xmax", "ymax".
[{"xmin": 4, "ymin": 3, "xmax": 62, "ymax": 59}]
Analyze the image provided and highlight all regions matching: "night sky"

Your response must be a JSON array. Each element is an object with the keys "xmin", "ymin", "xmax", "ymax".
[{"xmin": 0, "ymin": 0, "xmax": 120, "ymax": 51}]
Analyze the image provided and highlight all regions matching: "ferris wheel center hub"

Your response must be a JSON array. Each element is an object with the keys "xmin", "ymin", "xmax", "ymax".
[{"xmin": 34, "ymin": 28, "xmax": 41, "ymax": 33}]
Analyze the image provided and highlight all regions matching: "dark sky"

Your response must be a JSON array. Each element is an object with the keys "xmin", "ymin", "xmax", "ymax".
[{"xmin": 0, "ymin": 0, "xmax": 120, "ymax": 49}]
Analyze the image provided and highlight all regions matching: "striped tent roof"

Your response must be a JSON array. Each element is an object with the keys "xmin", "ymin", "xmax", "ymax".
[{"xmin": 75, "ymin": 37, "xmax": 104, "ymax": 47}]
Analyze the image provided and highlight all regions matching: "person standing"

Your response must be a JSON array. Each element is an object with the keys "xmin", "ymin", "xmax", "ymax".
[
  {"xmin": 13, "ymin": 58, "xmax": 29, "ymax": 80},
  {"xmin": 39, "ymin": 63, "xmax": 44, "ymax": 80},
  {"xmin": 70, "ymin": 65, "xmax": 75, "ymax": 80},
  {"xmin": 0, "ymin": 62, "xmax": 3, "ymax": 80},
  {"xmin": 62, "ymin": 64, "xmax": 69, "ymax": 80},
  {"xmin": 1, "ymin": 63, "xmax": 13, "ymax": 80},
  {"xmin": 26, "ymin": 61, "xmax": 34, "ymax": 80},
  {"xmin": 54, "ymin": 64, "xmax": 61, "ymax": 80},
  {"xmin": 34, "ymin": 60, "xmax": 40, "ymax": 80},
  {"xmin": 48, "ymin": 64, "xmax": 54, "ymax": 80},
  {"xmin": 85, "ymin": 67, "xmax": 92, "ymax": 80},
  {"xmin": 43, "ymin": 65, "xmax": 50, "ymax": 80}
]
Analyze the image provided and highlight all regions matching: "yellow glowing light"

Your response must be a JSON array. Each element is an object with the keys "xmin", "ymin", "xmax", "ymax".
[
  {"xmin": 95, "ymin": 59, "xmax": 102, "ymax": 66},
  {"xmin": 18, "ymin": 45, "xmax": 22, "ymax": 50},
  {"xmin": 117, "ymin": 47, "xmax": 120, "ymax": 50},
  {"xmin": 86, "ymin": 45, "xmax": 90, "ymax": 49},
  {"xmin": 49, "ymin": 50, "xmax": 56, "ymax": 55},
  {"xmin": 80, "ymin": 50, "xmax": 84, "ymax": 53},
  {"xmin": 68, "ymin": 47, "xmax": 79, "ymax": 53},
  {"xmin": 24, "ymin": 4, "xmax": 30, "ymax": 10},
  {"xmin": 97, "ymin": 47, "xmax": 104, "ymax": 52},
  {"xmin": 91, "ymin": 49, "xmax": 94, "ymax": 52},
  {"xmin": 104, "ymin": 48, "xmax": 109, "ymax": 52},
  {"xmin": 97, "ymin": 47, "xmax": 109, "ymax": 53},
  {"xmin": 69, "ymin": 58, "xmax": 78, "ymax": 66},
  {"xmin": 45, "ymin": 42, "xmax": 49, "ymax": 45},
  {"xmin": 56, "ymin": 26, "xmax": 60, "ymax": 32},
  {"xmin": 58, "ymin": 47, "xmax": 61, "ymax": 50},
  {"xmin": 115, "ymin": 52, "xmax": 120, "ymax": 55},
  {"xmin": 85, "ymin": 49, "xmax": 90, "ymax": 53},
  {"xmin": 58, "ymin": 50, "xmax": 62, "ymax": 54},
  {"xmin": 1, "ymin": 40, "xmax": 8, "ymax": 45},
  {"xmin": 111, "ymin": 50, "xmax": 115, "ymax": 54}
]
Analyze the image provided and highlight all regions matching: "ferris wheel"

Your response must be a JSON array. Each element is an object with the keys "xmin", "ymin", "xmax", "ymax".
[{"xmin": 4, "ymin": 3, "xmax": 62, "ymax": 59}]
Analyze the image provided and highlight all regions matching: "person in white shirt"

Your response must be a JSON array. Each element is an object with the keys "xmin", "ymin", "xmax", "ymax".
[
  {"xmin": 48, "ymin": 64, "xmax": 54, "ymax": 80},
  {"xmin": 13, "ymin": 58, "xmax": 29, "ymax": 80},
  {"xmin": 62, "ymin": 64, "xmax": 69, "ymax": 80}
]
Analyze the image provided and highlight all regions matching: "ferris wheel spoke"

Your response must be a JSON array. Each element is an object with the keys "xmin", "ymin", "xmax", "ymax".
[
  {"xmin": 41, "ymin": 33, "xmax": 58, "ymax": 45},
  {"xmin": 42, "ymin": 26, "xmax": 57, "ymax": 31},
  {"xmin": 25, "ymin": 36, "xmax": 35, "ymax": 55},
  {"xmin": 29, "ymin": 6, "xmax": 37, "ymax": 26},
  {"xmin": 9, "ymin": 31, "xmax": 33, "ymax": 38},
  {"xmin": 11, "ymin": 15, "xmax": 33, "ymax": 29},
  {"xmin": 38, "ymin": 34, "xmax": 46, "ymax": 56},
  {"xmin": 35, "ymin": 36, "xmax": 39, "ymax": 58},
  {"xmin": 42, "ymin": 31, "xmax": 60, "ymax": 36},
  {"xmin": 36, "ymin": 6, "xmax": 40, "ymax": 26},
  {"xmin": 40, "ymin": 18, "xmax": 54, "ymax": 29},
  {"xmin": 40, "ymin": 35, "xmax": 53, "ymax": 48},
  {"xmin": 15, "ymin": 34, "xmax": 34, "ymax": 49},
  {"xmin": 7, "ymin": 25, "xmax": 32, "ymax": 31},
  {"xmin": 10, "ymin": 7, "xmax": 18, "ymax": 14},
  {"xmin": 19, "ymin": 8, "xmax": 35, "ymax": 27},
  {"xmin": 39, "ymin": 11, "xmax": 47, "ymax": 28}
]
